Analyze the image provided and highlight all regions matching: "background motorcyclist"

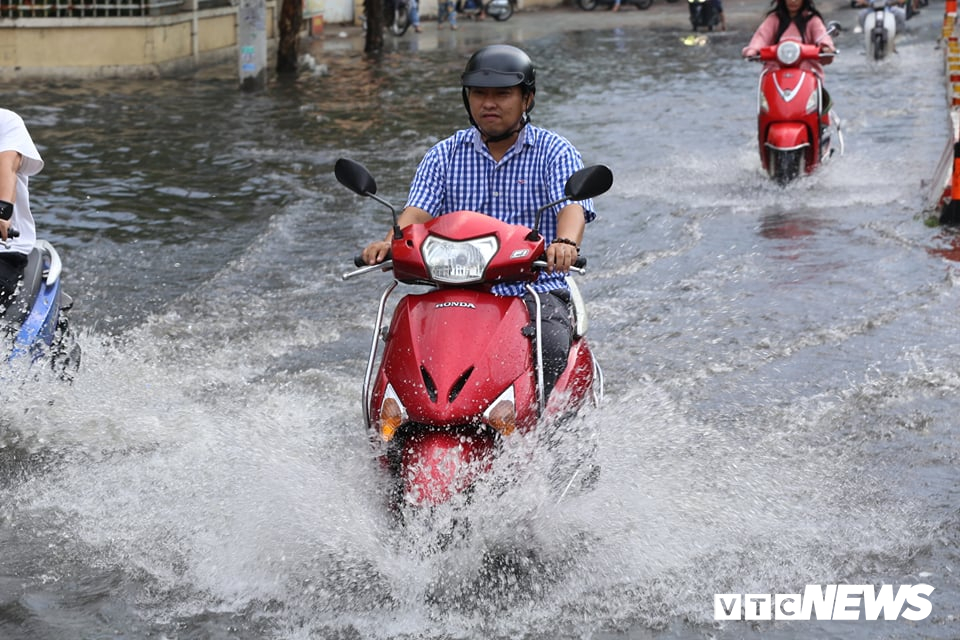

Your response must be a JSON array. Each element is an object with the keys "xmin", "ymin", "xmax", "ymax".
[
  {"xmin": 853, "ymin": 0, "xmax": 907, "ymax": 32},
  {"xmin": 361, "ymin": 44, "xmax": 596, "ymax": 398},
  {"xmin": 0, "ymin": 108, "xmax": 43, "ymax": 309}
]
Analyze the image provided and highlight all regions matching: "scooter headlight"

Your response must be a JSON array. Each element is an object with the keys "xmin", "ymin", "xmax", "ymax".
[
  {"xmin": 483, "ymin": 386, "xmax": 516, "ymax": 436},
  {"xmin": 422, "ymin": 235, "xmax": 499, "ymax": 284},
  {"xmin": 776, "ymin": 40, "xmax": 802, "ymax": 66}
]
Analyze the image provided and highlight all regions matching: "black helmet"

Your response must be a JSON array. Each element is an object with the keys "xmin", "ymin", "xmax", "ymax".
[
  {"xmin": 461, "ymin": 45, "xmax": 536, "ymax": 121},
  {"xmin": 461, "ymin": 44, "xmax": 536, "ymax": 94}
]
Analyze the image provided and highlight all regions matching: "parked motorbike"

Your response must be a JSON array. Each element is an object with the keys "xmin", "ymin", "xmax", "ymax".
[
  {"xmin": 336, "ymin": 158, "xmax": 611, "ymax": 513},
  {"xmin": 748, "ymin": 31, "xmax": 844, "ymax": 184},
  {"xmin": 577, "ymin": 0, "xmax": 653, "ymax": 11},
  {"xmin": 2, "ymin": 237, "xmax": 80, "ymax": 377},
  {"xmin": 455, "ymin": 0, "xmax": 514, "ymax": 21},
  {"xmin": 688, "ymin": 0, "xmax": 720, "ymax": 31}
]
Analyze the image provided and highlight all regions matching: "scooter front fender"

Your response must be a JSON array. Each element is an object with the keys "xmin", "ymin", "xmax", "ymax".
[
  {"xmin": 401, "ymin": 429, "xmax": 496, "ymax": 506},
  {"xmin": 764, "ymin": 121, "xmax": 811, "ymax": 152}
]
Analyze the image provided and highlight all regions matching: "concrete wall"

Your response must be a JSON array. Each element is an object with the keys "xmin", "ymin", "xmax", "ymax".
[
  {"xmin": 0, "ymin": 0, "xmax": 563, "ymax": 79},
  {"xmin": 0, "ymin": 4, "xmax": 275, "ymax": 80},
  {"xmin": 334, "ymin": 0, "xmax": 553, "ymax": 25}
]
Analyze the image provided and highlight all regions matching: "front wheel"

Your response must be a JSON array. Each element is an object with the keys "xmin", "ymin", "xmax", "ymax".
[
  {"xmin": 871, "ymin": 30, "xmax": 886, "ymax": 60},
  {"xmin": 577, "ymin": 0, "xmax": 598, "ymax": 10},
  {"xmin": 634, "ymin": 0, "xmax": 654, "ymax": 9},
  {"xmin": 50, "ymin": 314, "xmax": 81, "ymax": 382},
  {"xmin": 389, "ymin": 4, "xmax": 410, "ymax": 36},
  {"xmin": 770, "ymin": 148, "xmax": 805, "ymax": 185}
]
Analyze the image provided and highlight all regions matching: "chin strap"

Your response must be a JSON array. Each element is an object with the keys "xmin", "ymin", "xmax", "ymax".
[{"xmin": 479, "ymin": 115, "xmax": 529, "ymax": 144}]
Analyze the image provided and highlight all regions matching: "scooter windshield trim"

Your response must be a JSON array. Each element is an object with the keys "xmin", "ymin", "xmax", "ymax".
[
  {"xmin": 773, "ymin": 71, "xmax": 807, "ymax": 103},
  {"xmin": 422, "ymin": 235, "xmax": 499, "ymax": 284}
]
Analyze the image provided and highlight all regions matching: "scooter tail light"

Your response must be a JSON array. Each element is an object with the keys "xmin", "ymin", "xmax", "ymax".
[
  {"xmin": 483, "ymin": 386, "xmax": 516, "ymax": 436},
  {"xmin": 378, "ymin": 386, "xmax": 407, "ymax": 441}
]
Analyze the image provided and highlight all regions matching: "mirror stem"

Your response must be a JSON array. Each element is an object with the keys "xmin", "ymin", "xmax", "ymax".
[{"xmin": 365, "ymin": 191, "xmax": 403, "ymax": 239}]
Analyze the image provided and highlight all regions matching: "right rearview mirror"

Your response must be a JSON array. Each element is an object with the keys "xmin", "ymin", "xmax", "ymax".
[{"xmin": 564, "ymin": 165, "xmax": 614, "ymax": 201}]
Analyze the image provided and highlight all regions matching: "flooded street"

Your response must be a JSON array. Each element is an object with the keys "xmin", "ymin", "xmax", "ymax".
[{"xmin": 2, "ymin": 2, "xmax": 959, "ymax": 638}]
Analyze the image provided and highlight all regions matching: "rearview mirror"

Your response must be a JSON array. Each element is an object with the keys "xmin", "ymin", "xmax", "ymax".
[
  {"xmin": 565, "ymin": 165, "xmax": 614, "ymax": 201},
  {"xmin": 335, "ymin": 158, "xmax": 378, "ymax": 196}
]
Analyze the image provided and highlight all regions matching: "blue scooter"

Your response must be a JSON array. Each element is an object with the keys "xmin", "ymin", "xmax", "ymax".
[{"xmin": 2, "ymin": 237, "xmax": 80, "ymax": 377}]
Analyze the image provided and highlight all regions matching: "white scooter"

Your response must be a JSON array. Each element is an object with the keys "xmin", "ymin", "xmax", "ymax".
[{"xmin": 858, "ymin": 0, "xmax": 900, "ymax": 60}]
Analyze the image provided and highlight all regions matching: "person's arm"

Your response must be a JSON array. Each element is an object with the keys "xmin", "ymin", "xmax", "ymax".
[
  {"xmin": 0, "ymin": 149, "xmax": 21, "ymax": 241},
  {"xmin": 361, "ymin": 205, "xmax": 432, "ymax": 265},
  {"xmin": 810, "ymin": 17, "xmax": 836, "ymax": 57},
  {"xmin": 743, "ymin": 15, "xmax": 776, "ymax": 57}
]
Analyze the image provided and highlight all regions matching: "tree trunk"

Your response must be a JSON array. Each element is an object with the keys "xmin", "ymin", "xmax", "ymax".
[
  {"xmin": 364, "ymin": 0, "xmax": 384, "ymax": 55},
  {"xmin": 277, "ymin": 0, "xmax": 303, "ymax": 74}
]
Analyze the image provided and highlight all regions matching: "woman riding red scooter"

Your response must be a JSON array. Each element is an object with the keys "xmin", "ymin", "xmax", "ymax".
[{"xmin": 742, "ymin": 0, "xmax": 841, "ymax": 183}]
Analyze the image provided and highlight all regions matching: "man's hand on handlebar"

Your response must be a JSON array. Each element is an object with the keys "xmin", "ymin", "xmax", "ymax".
[
  {"xmin": 546, "ymin": 239, "xmax": 579, "ymax": 274},
  {"xmin": 361, "ymin": 239, "xmax": 392, "ymax": 265}
]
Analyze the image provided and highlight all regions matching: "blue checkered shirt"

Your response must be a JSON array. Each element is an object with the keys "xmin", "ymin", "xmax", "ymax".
[{"xmin": 405, "ymin": 124, "xmax": 596, "ymax": 296}]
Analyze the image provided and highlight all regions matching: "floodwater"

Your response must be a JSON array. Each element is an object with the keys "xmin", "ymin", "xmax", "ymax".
[{"xmin": 2, "ymin": 4, "xmax": 959, "ymax": 639}]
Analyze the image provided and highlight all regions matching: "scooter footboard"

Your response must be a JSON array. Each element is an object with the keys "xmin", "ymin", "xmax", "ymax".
[{"xmin": 400, "ymin": 428, "xmax": 496, "ymax": 506}]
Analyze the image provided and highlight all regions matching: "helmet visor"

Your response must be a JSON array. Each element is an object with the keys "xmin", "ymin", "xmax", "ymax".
[{"xmin": 461, "ymin": 68, "xmax": 526, "ymax": 88}]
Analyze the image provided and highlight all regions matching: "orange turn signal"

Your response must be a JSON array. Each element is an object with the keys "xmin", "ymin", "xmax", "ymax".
[
  {"xmin": 485, "ymin": 399, "xmax": 516, "ymax": 436},
  {"xmin": 379, "ymin": 396, "xmax": 403, "ymax": 441}
]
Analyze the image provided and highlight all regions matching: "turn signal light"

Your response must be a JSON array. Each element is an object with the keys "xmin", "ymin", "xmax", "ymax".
[
  {"xmin": 379, "ymin": 396, "xmax": 403, "ymax": 441},
  {"xmin": 485, "ymin": 398, "xmax": 516, "ymax": 436}
]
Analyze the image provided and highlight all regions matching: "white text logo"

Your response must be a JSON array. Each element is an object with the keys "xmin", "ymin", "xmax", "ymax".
[{"xmin": 714, "ymin": 585, "xmax": 934, "ymax": 621}]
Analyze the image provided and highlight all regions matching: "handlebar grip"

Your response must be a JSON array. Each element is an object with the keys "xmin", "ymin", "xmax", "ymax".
[
  {"xmin": 354, "ymin": 249, "xmax": 392, "ymax": 268},
  {"xmin": 533, "ymin": 256, "xmax": 588, "ymax": 273}
]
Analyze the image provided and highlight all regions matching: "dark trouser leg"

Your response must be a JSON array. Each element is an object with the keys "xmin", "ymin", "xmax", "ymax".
[
  {"xmin": 0, "ymin": 253, "xmax": 27, "ymax": 310},
  {"xmin": 523, "ymin": 289, "xmax": 574, "ymax": 401}
]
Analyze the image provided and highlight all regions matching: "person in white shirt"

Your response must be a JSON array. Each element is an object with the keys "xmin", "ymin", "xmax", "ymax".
[{"xmin": 0, "ymin": 108, "xmax": 44, "ymax": 308}]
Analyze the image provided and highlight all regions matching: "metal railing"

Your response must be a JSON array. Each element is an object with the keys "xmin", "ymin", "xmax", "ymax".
[{"xmin": 0, "ymin": 0, "xmax": 231, "ymax": 18}]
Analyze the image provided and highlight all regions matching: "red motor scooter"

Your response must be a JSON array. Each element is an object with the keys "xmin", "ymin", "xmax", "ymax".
[
  {"xmin": 337, "ymin": 159, "xmax": 612, "ymax": 513},
  {"xmin": 750, "ymin": 31, "xmax": 844, "ymax": 185}
]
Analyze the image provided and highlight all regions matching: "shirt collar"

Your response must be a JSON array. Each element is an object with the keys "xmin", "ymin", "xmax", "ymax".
[{"xmin": 468, "ymin": 123, "xmax": 537, "ymax": 158}]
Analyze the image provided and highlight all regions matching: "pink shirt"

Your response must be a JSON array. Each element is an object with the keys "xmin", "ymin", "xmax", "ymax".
[{"xmin": 743, "ymin": 12, "xmax": 834, "ymax": 78}]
